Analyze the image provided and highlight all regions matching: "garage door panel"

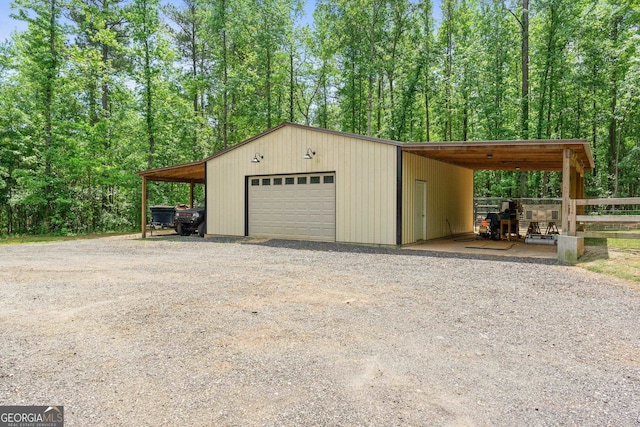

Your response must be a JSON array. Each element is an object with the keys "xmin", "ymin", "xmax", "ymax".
[{"xmin": 249, "ymin": 173, "xmax": 336, "ymax": 241}]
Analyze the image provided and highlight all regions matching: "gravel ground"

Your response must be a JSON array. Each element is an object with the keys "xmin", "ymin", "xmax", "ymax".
[{"xmin": 0, "ymin": 235, "xmax": 638, "ymax": 426}]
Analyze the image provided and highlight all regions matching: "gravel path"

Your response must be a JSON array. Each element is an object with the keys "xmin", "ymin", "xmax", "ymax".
[{"xmin": 0, "ymin": 235, "xmax": 638, "ymax": 426}]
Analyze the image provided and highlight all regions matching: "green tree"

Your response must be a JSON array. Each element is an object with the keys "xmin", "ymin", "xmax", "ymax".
[{"xmin": 11, "ymin": 0, "xmax": 68, "ymax": 233}]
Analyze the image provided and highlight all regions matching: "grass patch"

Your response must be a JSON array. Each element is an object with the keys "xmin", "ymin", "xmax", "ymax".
[
  {"xmin": 579, "ymin": 238, "xmax": 640, "ymax": 286},
  {"xmin": 0, "ymin": 232, "xmax": 135, "ymax": 246},
  {"xmin": 584, "ymin": 237, "xmax": 640, "ymax": 249}
]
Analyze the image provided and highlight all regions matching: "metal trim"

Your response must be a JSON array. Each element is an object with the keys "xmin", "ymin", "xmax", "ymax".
[{"xmin": 396, "ymin": 147, "xmax": 403, "ymax": 246}]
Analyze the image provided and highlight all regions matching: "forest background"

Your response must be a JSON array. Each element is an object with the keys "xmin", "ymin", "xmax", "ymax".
[{"xmin": 0, "ymin": 0, "xmax": 638, "ymax": 235}]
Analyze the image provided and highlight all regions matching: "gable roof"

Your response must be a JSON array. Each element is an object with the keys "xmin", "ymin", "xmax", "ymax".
[
  {"xmin": 202, "ymin": 121, "xmax": 401, "ymax": 162},
  {"xmin": 138, "ymin": 122, "xmax": 594, "ymax": 182}
]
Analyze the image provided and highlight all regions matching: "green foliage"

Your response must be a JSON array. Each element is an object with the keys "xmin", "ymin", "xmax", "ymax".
[{"xmin": 0, "ymin": 0, "xmax": 638, "ymax": 235}]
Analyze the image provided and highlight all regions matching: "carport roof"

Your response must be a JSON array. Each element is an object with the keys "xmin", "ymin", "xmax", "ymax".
[
  {"xmin": 401, "ymin": 139, "xmax": 594, "ymax": 172},
  {"xmin": 137, "ymin": 160, "xmax": 205, "ymax": 183}
]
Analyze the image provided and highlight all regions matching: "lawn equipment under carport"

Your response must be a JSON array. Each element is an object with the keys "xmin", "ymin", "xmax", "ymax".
[
  {"xmin": 478, "ymin": 200, "xmax": 519, "ymax": 241},
  {"xmin": 478, "ymin": 212, "xmax": 502, "ymax": 240}
]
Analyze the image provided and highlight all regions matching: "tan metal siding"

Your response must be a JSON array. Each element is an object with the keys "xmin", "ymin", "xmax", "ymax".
[
  {"xmin": 206, "ymin": 126, "xmax": 397, "ymax": 245},
  {"xmin": 402, "ymin": 152, "xmax": 474, "ymax": 244}
]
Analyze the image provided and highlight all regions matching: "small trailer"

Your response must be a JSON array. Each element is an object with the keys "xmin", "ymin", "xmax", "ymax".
[{"xmin": 149, "ymin": 206, "xmax": 177, "ymax": 229}]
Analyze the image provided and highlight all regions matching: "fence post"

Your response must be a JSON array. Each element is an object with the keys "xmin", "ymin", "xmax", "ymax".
[{"xmin": 569, "ymin": 199, "xmax": 576, "ymax": 236}]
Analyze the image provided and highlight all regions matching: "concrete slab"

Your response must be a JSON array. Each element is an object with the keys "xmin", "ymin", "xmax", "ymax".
[{"xmin": 404, "ymin": 234, "xmax": 557, "ymax": 260}]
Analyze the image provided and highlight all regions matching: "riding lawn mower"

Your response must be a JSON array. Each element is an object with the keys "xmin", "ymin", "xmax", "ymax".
[{"xmin": 478, "ymin": 200, "xmax": 519, "ymax": 240}]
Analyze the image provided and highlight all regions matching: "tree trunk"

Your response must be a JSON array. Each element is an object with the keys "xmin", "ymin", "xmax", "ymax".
[
  {"xmin": 266, "ymin": 47, "xmax": 272, "ymax": 129},
  {"xmin": 445, "ymin": 0, "xmax": 453, "ymax": 141},
  {"xmin": 377, "ymin": 74, "xmax": 382, "ymax": 135},
  {"xmin": 388, "ymin": 70, "xmax": 395, "ymax": 138},
  {"xmin": 535, "ymin": 7, "xmax": 556, "ymax": 140},
  {"xmin": 462, "ymin": 87, "xmax": 468, "ymax": 142},
  {"xmin": 519, "ymin": 0, "xmax": 530, "ymax": 198},
  {"xmin": 591, "ymin": 69, "xmax": 598, "ymax": 178},
  {"xmin": 351, "ymin": 44, "xmax": 356, "ymax": 133},
  {"xmin": 608, "ymin": 15, "xmax": 622, "ymax": 191},
  {"xmin": 289, "ymin": 45, "xmax": 294, "ymax": 122},
  {"xmin": 222, "ymin": 0, "xmax": 228, "ymax": 147},
  {"xmin": 102, "ymin": 42, "xmax": 109, "ymax": 115},
  {"xmin": 521, "ymin": 0, "xmax": 529, "ymax": 139},
  {"xmin": 546, "ymin": 69, "xmax": 554, "ymax": 138},
  {"xmin": 322, "ymin": 62, "xmax": 328, "ymax": 128},
  {"xmin": 424, "ymin": 71, "xmax": 430, "ymax": 142},
  {"xmin": 144, "ymin": 33, "xmax": 154, "ymax": 168},
  {"xmin": 191, "ymin": 6, "xmax": 199, "ymax": 160},
  {"xmin": 192, "ymin": 18, "xmax": 198, "ymax": 115},
  {"xmin": 43, "ymin": 0, "xmax": 58, "ymax": 231},
  {"xmin": 367, "ymin": 11, "xmax": 374, "ymax": 137},
  {"xmin": 422, "ymin": 0, "xmax": 431, "ymax": 142}
]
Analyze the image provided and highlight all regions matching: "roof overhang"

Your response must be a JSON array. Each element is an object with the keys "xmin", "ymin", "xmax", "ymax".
[
  {"xmin": 138, "ymin": 160, "xmax": 205, "ymax": 183},
  {"xmin": 401, "ymin": 139, "xmax": 594, "ymax": 172}
]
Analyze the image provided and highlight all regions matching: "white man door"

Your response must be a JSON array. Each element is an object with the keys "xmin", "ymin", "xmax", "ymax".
[{"xmin": 248, "ymin": 173, "xmax": 336, "ymax": 241}]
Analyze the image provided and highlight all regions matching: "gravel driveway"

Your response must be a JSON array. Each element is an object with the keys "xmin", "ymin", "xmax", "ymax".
[{"xmin": 0, "ymin": 235, "xmax": 638, "ymax": 426}]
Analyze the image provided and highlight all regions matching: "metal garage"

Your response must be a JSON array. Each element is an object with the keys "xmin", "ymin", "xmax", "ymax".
[
  {"xmin": 139, "ymin": 122, "xmax": 593, "ymax": 248},
  {"xmin": 248, "ymin": 173, "xmax": 336, "ymax": 241}
]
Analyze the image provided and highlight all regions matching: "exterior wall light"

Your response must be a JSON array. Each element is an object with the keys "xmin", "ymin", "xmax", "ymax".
[
  {"xmin": 303, "ymin": 148, "xmax": 316, "ymax": 160},
  {"xmin": 486, "ymin": 153, "xmax": 493, "ymax": 159},
  {"xmin": 252, "ymin": 153, "xmax": 263, "ymax": 163}
]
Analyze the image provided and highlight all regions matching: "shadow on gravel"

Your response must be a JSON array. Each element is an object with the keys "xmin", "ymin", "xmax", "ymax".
[{"xmin": 148, "ymin": 234, "xmax": 564, "ymax": 266}]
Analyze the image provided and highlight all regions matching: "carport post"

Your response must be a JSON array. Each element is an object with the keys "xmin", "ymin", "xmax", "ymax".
[
  {"xmin": 141, "ymin": 176, "xmax": 147, "ymax": 238},
  {"xmin": 561, "ymin": 148, "xmax": 571, "ymax": 233},
  {"xmin": 190, "ymin": 180, "xmax": 194, "ymax": 208}
]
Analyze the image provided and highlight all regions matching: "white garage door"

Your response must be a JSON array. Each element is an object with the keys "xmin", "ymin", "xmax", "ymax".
[{"xmin": 248, "ymin": 173, "xmax": 336, "ymax": 241}]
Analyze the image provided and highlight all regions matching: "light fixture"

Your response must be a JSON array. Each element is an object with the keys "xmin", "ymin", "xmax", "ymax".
[
  {"xmin": 303, "ymin": 148, "xmax": 316, "ymax": 160},
  {"xmin": 251, "ymin": 153, "xmax": 263, "ymax": 163},
  {"xmin": 486, "ymin": 153, "xmax": 493, "ymax": 159},
  {"xmin": 515, "ymin": 166, "xmax": 521, "ymax": 171}
]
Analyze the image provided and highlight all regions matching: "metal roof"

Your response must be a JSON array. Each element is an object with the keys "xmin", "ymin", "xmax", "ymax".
[
  {"xmin": 137, "ymin": 160, "xmax": 205, "ymax": 183},
  {"xmin": 137, "ymin": 123, "xmax": 594, "ymax": 182},
  {"xmin": 401, "ymin": 139, "xmax": 593, "ymax": 172}
]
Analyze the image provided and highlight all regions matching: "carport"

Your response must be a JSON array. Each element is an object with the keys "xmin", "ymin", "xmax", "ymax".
[
  {"xmin": 401, "ymin": 139, "xmax": 594, "ymax": 233},
  {"xmin": 138, "ymin": 160, "xmax": 205, "ymax": 238}
]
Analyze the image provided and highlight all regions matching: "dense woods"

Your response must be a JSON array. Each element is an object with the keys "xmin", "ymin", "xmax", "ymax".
[{"xmin": 0, "ymin": 0, "xmax": 638, "ymax": 235}]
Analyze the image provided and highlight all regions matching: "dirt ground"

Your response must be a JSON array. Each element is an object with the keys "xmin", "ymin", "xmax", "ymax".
[{"xmin": 0, "ymin": 235, "xmax": 638, "ymax": 426}]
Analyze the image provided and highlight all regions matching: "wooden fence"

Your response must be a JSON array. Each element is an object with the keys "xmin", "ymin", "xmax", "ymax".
[{"xmin": 568, "ymin": 197, "xmax": 640, "ymax": 238}]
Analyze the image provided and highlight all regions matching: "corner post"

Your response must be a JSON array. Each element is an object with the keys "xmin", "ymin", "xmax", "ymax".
[
  {"xmin": 396, "ymin": 146, "xmax": 403, "ymax": 246},
  {"xmin": 561, "ymin": 148, "xmax": 571, "ymax": 233},
  {"xmin": 189, "ymin": 180, "xmax": 195, "ymax": 208},
  {"xmin": 141, "ymin": 176, "xmax": 147, "ymax": 238}
]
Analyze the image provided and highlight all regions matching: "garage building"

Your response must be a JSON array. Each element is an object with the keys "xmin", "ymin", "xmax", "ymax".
[
  {"xmin": 139, "ymin": 122, "xmax": 593, "ymax": 246},
  {"xmin": 205, "ymin": 122, "xmax": 473, "ymax": 245}
]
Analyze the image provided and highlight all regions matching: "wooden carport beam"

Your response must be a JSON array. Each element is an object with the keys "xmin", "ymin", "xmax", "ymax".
[
  {"xmin": 190, "ymin": 180, "xmax": 195, "ymax": 208},
  {"xmin": 141, "ymin": 176, "xmax": 147, "ymax": 239}
]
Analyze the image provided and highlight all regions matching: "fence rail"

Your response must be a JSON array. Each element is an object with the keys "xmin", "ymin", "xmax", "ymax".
[{"xmin": 569, "ymin": 197, "xmax": 640, "ymax": 238}]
